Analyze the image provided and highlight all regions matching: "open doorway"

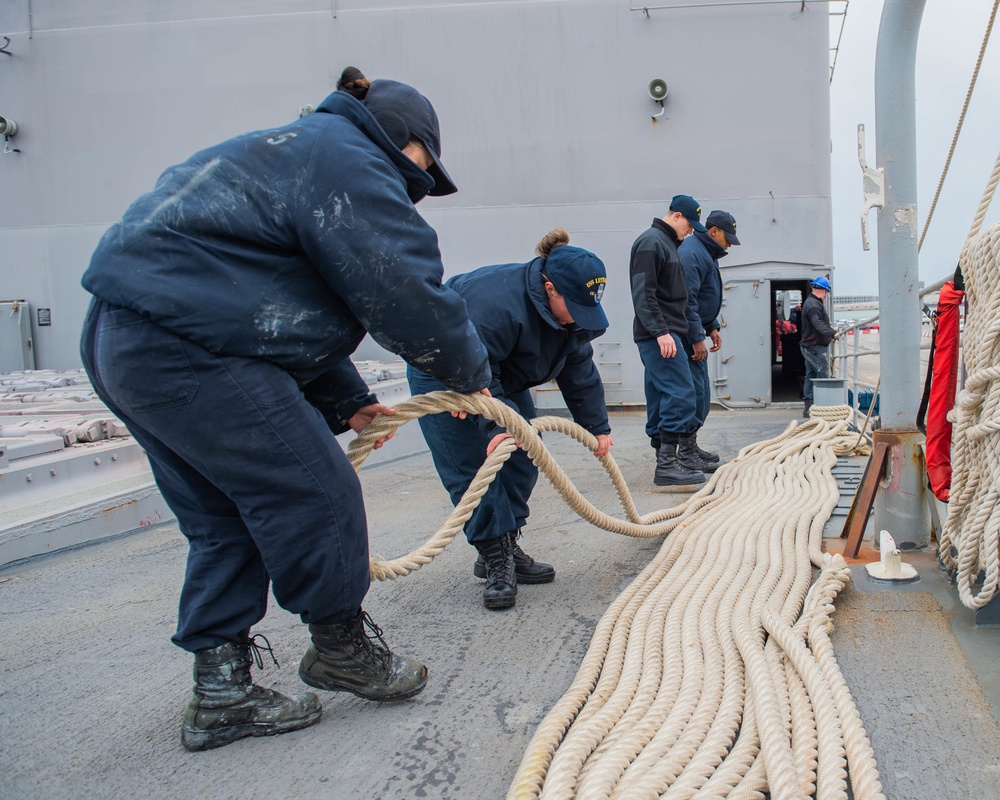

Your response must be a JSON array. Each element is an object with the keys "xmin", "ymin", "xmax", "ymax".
[{"xmin": 770, "ymin": 281, "xmax": 809, "ymax": 403}]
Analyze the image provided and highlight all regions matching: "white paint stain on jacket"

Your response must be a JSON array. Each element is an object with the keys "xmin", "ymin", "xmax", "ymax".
[
  {"xmin": 144, "ymin": 158, "xmax": 222, "ymax": 224},
  {"xmin": 254, "ymin": 302, "xmax": 325, "ymax": 339}
]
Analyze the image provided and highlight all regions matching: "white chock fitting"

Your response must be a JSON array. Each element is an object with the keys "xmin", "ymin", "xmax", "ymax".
[
  {"xmin": 865, "ymin": 530, "xmax": 918, "ymax": 582},
  {"xmin": 0, "ymin": 116, "xmax": 17, "ymax": 138}
]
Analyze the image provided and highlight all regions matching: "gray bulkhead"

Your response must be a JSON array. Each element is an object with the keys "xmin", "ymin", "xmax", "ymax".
[{"xmin": 0, "ymin": 0, "xmax": 831, "ymax": 406}]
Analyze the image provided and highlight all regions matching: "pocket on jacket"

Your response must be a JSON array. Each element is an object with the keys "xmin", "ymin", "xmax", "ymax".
[{"xmin": 97, "ymin": 309, "xmax": 199, "ymax": 413}]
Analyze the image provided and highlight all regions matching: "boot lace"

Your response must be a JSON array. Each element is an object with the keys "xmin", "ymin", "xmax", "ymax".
[
  {"xmin": 509, "ymin": 529, "xmax": 528, "ymax": 561},
  {"xmin": 245, "ymin": 633, "xmax": 280, "ymax": 670},
  {"xmin": 353, "ymin": 611, "xmax": 392, "ymax": 669},
  {"xmin": 485, "ymin": 535, "xmax": 514, "ymax": 582}
]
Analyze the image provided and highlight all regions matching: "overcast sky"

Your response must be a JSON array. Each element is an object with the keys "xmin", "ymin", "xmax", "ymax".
[{"xmin": 829, "ymin": 0, "xmax": 1000, "ymax": 294}]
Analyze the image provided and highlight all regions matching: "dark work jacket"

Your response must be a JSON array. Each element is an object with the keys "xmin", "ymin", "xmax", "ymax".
[
  {"xmin": 81, "ymin": 90, "xmax": 490, "ymax": 432},
  {"xmin": 444, "ymin": 258, "xmax": 611, "ymax": 439},
  {"xmin": 800, "ymin": 293, "xmax": 837, "ymax": 347},
  {"xmin": 630, "ymin": 218, "xmax": 689, "ymax": 342},
  {"xmin": 677, "ymin": 230, "xmax": 726, "ymax": 344}
]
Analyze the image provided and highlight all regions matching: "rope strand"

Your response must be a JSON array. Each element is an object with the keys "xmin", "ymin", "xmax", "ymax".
[{"xmin": 918, "ymin": 0, "xmax": 1000, "ymax": 252}]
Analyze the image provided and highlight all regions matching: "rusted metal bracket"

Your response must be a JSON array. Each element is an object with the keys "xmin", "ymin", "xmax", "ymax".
[
  {"xmin": 840, "ymin": 429, "xmax": 935, "ymax": 556},
  {"xmin": 841, "ymin": 432, "xmax": 892, "ymax": 557}
]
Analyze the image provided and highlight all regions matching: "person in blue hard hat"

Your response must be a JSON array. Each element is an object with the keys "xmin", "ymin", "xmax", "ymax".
[
  {"xmin": 799, "ymin": 275, "xmax": 838, "ymax": 416},
  {"xmin": 629, "ymin": 195, "xmax": 708, "ymax": 488},
  {"xmin": 78, "ymin": 66, "xmax": 492, "ymax": 751},
  {"xmin": 407, "ymin": 228, "xmax": 614, "ymax": 610},
  {"xmin": 677, "ymin": 209, "xmax": 742, "ymax": 471}
]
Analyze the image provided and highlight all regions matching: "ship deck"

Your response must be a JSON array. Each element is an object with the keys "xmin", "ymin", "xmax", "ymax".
[{"xmin": 3, "ymin": 407, "xmax": 999, "ymax": 799}]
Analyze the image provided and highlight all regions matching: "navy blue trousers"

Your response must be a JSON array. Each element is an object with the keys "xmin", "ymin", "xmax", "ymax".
[
  {"xmin": 681, "ymin": 337, "xmax": 711, "ymax": 428},
  {"xmin": 407, "ymin": 369, "xmax": 538, "ymax": 544},
  {"xmin": 801, "ymin": 343, "xmax": 830, "ymax": 404},
  {"xmin": 80, "ymin": 300, "xmax": 371, "ymax": 653},
  {"xmin": 637, "ymin": 335, "xmax": 699, "ymax": 440}
]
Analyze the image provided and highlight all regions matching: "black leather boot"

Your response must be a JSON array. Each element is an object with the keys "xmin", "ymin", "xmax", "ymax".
[
  {"xmin": 678, "ymin": 433, "xmax": 718, "ymax": 473},
  {"xmin": 474, "ymin": 535, "xmax": 517, "ymax": 609},
  {"xmin": 691, "ymin": 432, "xmax": 720, "ymax": 463},
  {"xmin": 654, "ymin": 442, "xmax": 706, "ymax": 487},
  {"xmin": 298, "ymin": 609, "xmax": 428, "ymax": 701},
  {"xmin": 181, "ymin": 633, "xmax": 321, "ymax": 751},
  {"xmin": 473, "ymin": 530, "xmax": 555, "ymax": 584},
  {"xmin": 803, "ymin": 400, "xmax": 813, "ymax": 418}
]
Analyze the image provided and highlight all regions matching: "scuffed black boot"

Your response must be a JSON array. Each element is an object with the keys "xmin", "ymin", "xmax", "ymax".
[
  {"xmin": 691, "ymin": 432, "xmax": 720, "ymax": 463},
  {"xmin": 473, "ymin": 530, "xmax": 555, "ymax": 584},
  {"xmin": 299, "ymin": 609, "xmax": 428, "ymax": 701},
  {"xmin": 654, "ymin": 442, "xmax": 706, "ymax": 487},
  {"xmin": 475, "ymin": 535, "xmax": 517, "ymax": 610},
  {"xmin": 803, "ymin": 400, "xmax": 813, "ymax": 418},
  {"xmin": 181, "ymin": 633, "xmax": 321, "ymax": 752},
  {"xmin": 678, "ymin": 433, "xmax": 718, "ymax": 473}
]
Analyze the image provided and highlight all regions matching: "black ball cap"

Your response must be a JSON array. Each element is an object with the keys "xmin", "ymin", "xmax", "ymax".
[
  {"xmin": 364, "ymin": 80, "xmax": 458, "ymax": 196},
  {"xmin": 705, "ymin": 210, "xmax": 741, "ymax": 245}
]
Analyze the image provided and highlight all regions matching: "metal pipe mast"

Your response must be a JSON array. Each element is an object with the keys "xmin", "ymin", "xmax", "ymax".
[{"xmin": 873, "ymin": 0, "xmax": 932, "ymax": 548}]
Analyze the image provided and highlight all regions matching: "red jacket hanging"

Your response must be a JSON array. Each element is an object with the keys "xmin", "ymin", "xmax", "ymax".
[{"xmin": 925, "ymin": 281, "xmax": 965, "ymax": 501}]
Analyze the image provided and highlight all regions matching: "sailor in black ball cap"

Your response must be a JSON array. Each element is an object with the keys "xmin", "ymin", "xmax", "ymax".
[
  {"xmin": 678, "ymin": 209, "xmax": 742, "ymax": 469},
  {"xmin": 629, "ymin": 195, "xmax": 709, "ymax": 488}
]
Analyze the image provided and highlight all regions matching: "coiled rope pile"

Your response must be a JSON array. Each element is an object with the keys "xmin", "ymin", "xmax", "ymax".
[
  {"xmin": 348, "ymin": 393, "xmax": 880, "ymax": 799},
  {"xmin": 939, "ymin": 151, "xmax": 1000, "ymax": 610}
]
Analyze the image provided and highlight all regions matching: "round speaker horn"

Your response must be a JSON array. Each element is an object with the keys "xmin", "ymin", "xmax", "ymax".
[{"xmin": 648, "ymin": 79, "xmax": 669, "ymax": 102}]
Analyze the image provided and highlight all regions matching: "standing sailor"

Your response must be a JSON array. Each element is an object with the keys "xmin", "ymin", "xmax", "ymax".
[
  {"xmin": 629, "ymin": 195, "xmax": 707, "ymax": 488},
  {"xmin": 678, "ymin": 209, "xmax": 741, "ymax": 469},
  {"xmin": 799, "ymin": 276, "xmax": 838, "ymax": 416}
]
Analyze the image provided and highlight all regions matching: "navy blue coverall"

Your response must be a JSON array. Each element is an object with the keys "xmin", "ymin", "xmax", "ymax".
[
  {"xmin": 79, "ymin": 90, "xmax": 490, "ymax": 653},
  {"xmin": 407, "ymin": 257, "xmax": 610, "ymax": 545}
]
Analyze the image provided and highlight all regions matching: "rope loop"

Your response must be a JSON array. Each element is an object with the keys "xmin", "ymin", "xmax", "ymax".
[{"xmin": 350, "ymin": 394, "xmax": 867, "ymax": 580}]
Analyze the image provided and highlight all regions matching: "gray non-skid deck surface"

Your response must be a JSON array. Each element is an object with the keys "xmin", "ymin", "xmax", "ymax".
[
  {"xmin": 832, "ymin": 587, "xmax": 1000, "ymax": 799},
  {"xmin": 3, "ymin": 408, "xmax": 998, "ymax": 799},
  {"xmin": 0, "ymin": 409, "xmax": 675, "ymax": 800}
]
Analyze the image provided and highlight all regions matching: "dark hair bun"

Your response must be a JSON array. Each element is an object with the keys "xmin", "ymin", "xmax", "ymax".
[{"xmin": 337, "ymin": 66, "xmax": 371, "ymax": 100}]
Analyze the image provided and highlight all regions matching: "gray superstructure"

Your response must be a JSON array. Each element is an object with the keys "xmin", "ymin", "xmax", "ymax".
[{"xmin": 0, "ymin": 0, "xmax": 832, "ymax": 407}]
